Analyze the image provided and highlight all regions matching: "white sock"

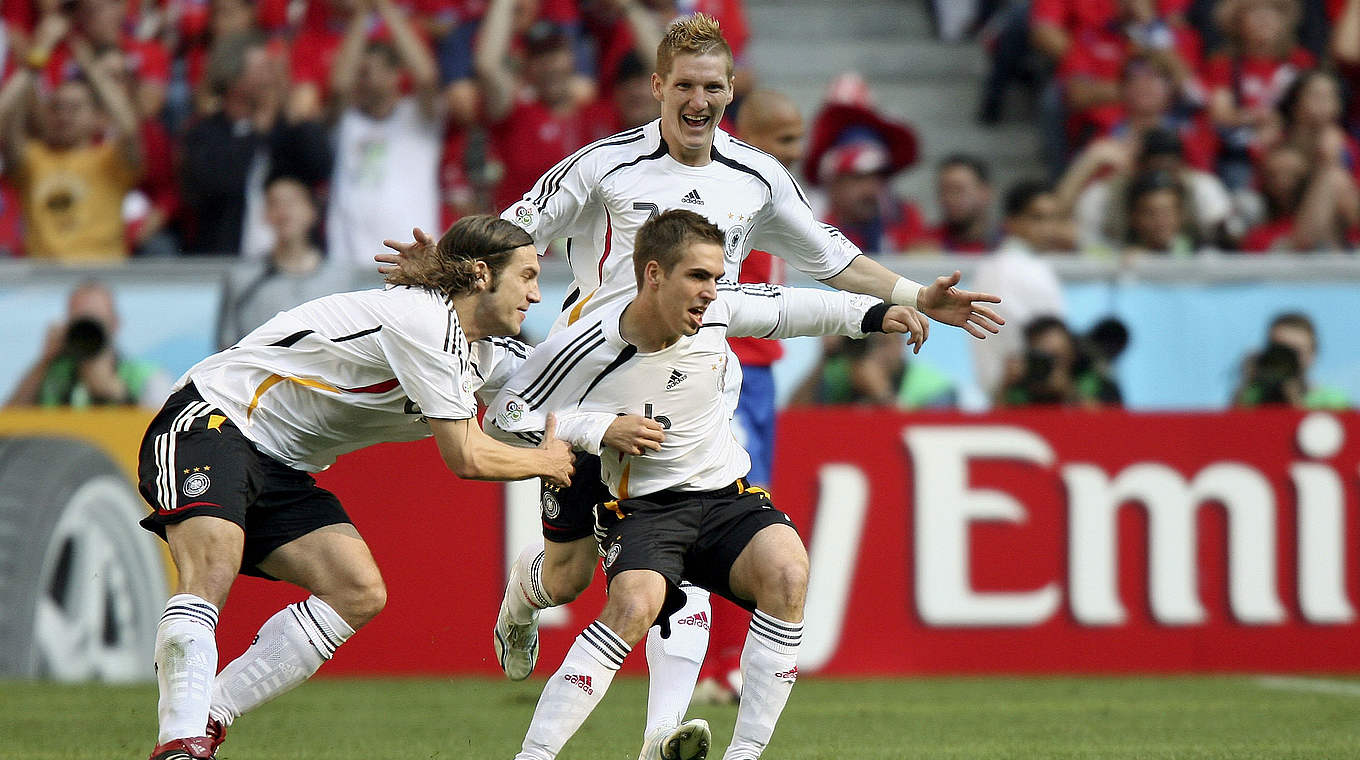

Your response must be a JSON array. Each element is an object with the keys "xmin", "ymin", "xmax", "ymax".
[
  {"xmin": 516, "ymin": 620, "xmax": 629, "ymax": 760},
  {"xmin": 722, "ymin": 610, "xmax": 803, "ymax": 760},
  {"xmin": 643, "ymin": 584, "xmax": 711, "ymax": 737},
  {"xmin": 506, "ymin": 541, "xmax": 556, "ymax": 625},
  {"xmin": 155, "ymin": 594, "xmax": 220, "ymax": 743},
  {"xmin": 208, "ymin": 596, "xmax": 354, "ymax": 727}
]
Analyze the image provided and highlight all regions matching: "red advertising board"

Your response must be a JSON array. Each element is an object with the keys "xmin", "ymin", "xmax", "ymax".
[{"xmin": 214, "ymin": 409, "xmax": 1360, "ymax": 675}]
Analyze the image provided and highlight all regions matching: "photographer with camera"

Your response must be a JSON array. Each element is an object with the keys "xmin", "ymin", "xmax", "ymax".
[
  {"xmin": 1232, "ymin": 312, "xmax": 1350, "ymax": 409},
  {"xmin": 6, "ymin": 280, "xmax": 170, "ymax": 409},
  {"xmin": 998, "ymin": 315, "xmax": 1127, "ymax": 408}
]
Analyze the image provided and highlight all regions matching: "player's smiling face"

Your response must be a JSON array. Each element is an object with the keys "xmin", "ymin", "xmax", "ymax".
[
  {"xmin": 654, "ymin": 241, "xmax": 724, "ymax": 340},
  {"xmin": 475, "ymin": 245, "xmax": 542, "ymax": 338},
  {"xmin": 653, "ymin": 53, "xmax": 733, "ymax": 166}
]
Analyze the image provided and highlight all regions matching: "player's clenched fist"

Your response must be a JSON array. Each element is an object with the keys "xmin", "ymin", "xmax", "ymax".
[{"xmin": 603, "ymin": 414, "xmax": 666, "ymax": 456}]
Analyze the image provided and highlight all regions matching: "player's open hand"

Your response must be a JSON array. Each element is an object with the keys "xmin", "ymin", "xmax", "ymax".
[
  {"xmin": 881, "ymin": 305, "xmax": 929, "ymax": 354},
  {"xmin": 376, "ymin": 227, "xmax": 437, "ymax": 283},
  {"xmin": 918, "ymin": 270, "xmax": 1004, "ymax": 339},
  {"xmin": 602, "ymin": 414, "xmax": 665, "ymax": 455},
  {"xmin": 540, "ymin": 414, "xmax": 576, "ymax": 488}
]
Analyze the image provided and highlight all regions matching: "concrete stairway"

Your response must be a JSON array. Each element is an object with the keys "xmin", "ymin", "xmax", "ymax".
[{"xmin": 744, "ymin": 0, "xmax": 1044, "ymax": 219}]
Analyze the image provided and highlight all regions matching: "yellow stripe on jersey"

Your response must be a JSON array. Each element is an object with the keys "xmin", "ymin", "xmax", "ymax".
[
  {"xmin": 617, "ymin": 460, "xmax": 631, "ymax": 499},
  {"xmin": 567, "ymin": 289, "xmax": 597, "ymax": 326},
  {"xmin": 246, "ymin": 373, "xmax": 341, "ymax": 420}
]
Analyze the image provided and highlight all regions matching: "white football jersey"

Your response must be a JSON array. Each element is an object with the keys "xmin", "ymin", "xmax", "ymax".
[
  {"xmin": 500, "ymin": 119, "xmax": 864, "ymax": 331},
  {"xmin": 487, "ymin": 284, "xmax": 879, "ymax": 497},
  {"xmin": 183, "ymin": 286, "xmax": 530, "ymax": 472}
]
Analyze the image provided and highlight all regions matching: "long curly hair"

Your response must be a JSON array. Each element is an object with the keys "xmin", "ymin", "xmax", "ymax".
[{"xmin": 386, "ymin": 215, "xmax": 533, "ymax": 300}]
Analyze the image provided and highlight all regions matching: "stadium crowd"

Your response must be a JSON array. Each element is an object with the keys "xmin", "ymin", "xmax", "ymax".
[{"xmin": 3, "ymin": 0, "xmax": 1358, "ymax": 263}]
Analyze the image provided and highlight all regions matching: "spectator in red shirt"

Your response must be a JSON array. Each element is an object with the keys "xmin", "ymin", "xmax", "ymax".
[
  {"xmin": 476, "ymin": 0, "xmax": 617, "ymax": 211},
  {"xmin": 44, "ymin": 0, "xmax": 171, "ymax": 122},
  {"xmin": 1105, "ymin": 52, "xmax": 1218, "ymax": 171},
  {"xmin": 1240, "ymin": 141, "xmax": 1360, "ymax": 251},
  {"xmin": 925, "ymin": 154, "xmax": 996, "ymax": 253},
  {"xmin": 805, "ymin": 73, "xmax": 924, "ymax": 254},
  {"xmin": 1058, "ymin": 0, "xmax": 1201, "ymax": 146},
  {"xmin": 1203, "ymin": 0, "xmax": 1314, "ymax": 188}
]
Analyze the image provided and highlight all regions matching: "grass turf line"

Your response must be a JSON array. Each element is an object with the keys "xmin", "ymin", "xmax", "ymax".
[{"xmin": 1, "ymin": 675, "xmax": 1358, "ymax": 759}]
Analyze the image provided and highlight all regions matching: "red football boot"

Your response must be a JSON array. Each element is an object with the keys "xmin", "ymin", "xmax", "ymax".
[
  {"xmin": 147, "ymin": 736, "xmax": 216, "ymax": 760},
  {"xmin": 205, "ymin": 717, "xmax": 228, "ymax": 754}
]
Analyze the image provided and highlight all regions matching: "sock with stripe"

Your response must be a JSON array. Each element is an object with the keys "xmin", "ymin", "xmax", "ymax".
[
  {"xmin": 722, "ymin": 610, "xmax": 803, "ymax": 760},
  {"xmin": 643, "ymin": 584, "xmax": 711, "ymax": 737},
  {"xmin": 515, "ymin": 620, "xmax": 630, "ymax": 760},
  {"xmin": 155, "ymin": 594, "xmax": 220, "ymax": 743},
  {"xmin": 207, "ymin": 596, "xmax": 354, "ymax": 727},
  {"xmin": 505, "ymin": 541, "xmax": 556, "ymax": 625}
]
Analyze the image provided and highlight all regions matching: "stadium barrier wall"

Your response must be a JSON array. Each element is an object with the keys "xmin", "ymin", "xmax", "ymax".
[{"xmin": 11, "ymin": 406, "xmax": 1356, "ymax": 678}]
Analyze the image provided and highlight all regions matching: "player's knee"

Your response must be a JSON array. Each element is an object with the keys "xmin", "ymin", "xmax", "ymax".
[
  {"xmin": 336, "ymin": 577, "xmax": 387, "ymax": 629},
  {"xmin": 599, "ymin": 596, "xmax": 662, "ymax": 647},
  {"xmin": 760, "ymin": 558, "xmax": 809, "ymax": 619},
  {"xmin": 544, "ymin": 561, "xmax": 593, "ymax": 604}
]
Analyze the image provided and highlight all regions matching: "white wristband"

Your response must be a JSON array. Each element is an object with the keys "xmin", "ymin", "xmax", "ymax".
[{"xmin": 890, "ymin": 277, "xmax": 923, "ymax": 310}]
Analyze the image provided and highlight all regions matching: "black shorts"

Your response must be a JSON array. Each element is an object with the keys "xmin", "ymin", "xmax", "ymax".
[
  {"xmin": 137, "ymin": 384, "xmax": 352, "ymax": 579},
  {"xmin": 597, "ymin": 479, "xmax": 796, "ymax": 623},
  {"xmin": 541, "ymin": 451, "xmax": 612, "ymax": 543}
]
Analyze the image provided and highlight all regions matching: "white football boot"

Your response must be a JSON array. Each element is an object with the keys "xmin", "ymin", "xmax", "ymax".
[
  {"xmin": 492, "ymin": 561, "xmax": 541, "ymax": 681},
  {"xmin": 638, "ymin": 718, "xmax": 711, "ymax": 760}
]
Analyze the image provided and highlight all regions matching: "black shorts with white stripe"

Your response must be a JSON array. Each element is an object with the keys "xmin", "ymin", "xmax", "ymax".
[
  {"xmin": 136, "ymin": 383, "xmax": 351, "ymax": 579},
  {"xmin": 597, "ymin": 480, "xmax": 797, "ymax": 625},
  {"xmin": 541, "ymin": 452, "xmax": 610, "ymax": 543}
]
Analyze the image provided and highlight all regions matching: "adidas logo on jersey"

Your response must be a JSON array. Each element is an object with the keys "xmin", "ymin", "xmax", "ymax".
[
  {"xmin": 676, "ymin": 611, "xmax": 710, "ymax": 629},
  {"xmin": 681, "ymin": 189, "xmax": 704, "ymax": 205},
  {"xmin": 667, "ymin": 368, "xmax": 688, "ymax": 390},
  {"xmin": 564, "ymin": 673, "xmax": 594, "ymax": 695}
]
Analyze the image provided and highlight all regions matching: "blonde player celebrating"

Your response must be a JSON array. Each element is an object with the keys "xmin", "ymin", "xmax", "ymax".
[
  {"xmin": 380, "ymin": 14, "xmax": 1002, "ymax": 758},
  {"xmin": 490, "ymin": 210, "xmax": 928, "ymax": 760},
  {"xmin": 138, "ymin": 216, "xmax": 574, "ymax": 760}
]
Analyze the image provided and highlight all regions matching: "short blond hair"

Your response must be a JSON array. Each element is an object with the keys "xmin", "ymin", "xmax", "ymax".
[{"xmin": 656, "ymin": 13, "xmax": 733, "ymax": 80}]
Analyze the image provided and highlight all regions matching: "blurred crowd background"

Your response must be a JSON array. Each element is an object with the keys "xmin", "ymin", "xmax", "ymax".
[{"xmin": 1, "ymin": 0, "xmax": 1357, "ymax": 413}]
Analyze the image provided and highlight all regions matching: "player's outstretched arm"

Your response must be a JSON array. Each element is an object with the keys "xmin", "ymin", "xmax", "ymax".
[
  {"xmin": 825, "ymin": 257, "xmax": 1003, "ymax": 338},
  {"xmin": 431, "ymin": 416, "xmax": 575, "ymax": 487},
  {"xmin": 723, "ymin": 282, "xmax": 929, "ymax": 352}
]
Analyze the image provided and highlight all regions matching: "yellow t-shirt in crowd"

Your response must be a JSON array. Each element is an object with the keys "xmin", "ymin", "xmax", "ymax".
[{"xmin": 16, "ymin": 141, "xmax": 140, "ymax": 260}]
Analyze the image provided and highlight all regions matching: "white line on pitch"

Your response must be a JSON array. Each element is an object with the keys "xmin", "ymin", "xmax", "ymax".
[{"xmin": 1256, "ymin": 676, "xmax": 1360, "ymax": 697}]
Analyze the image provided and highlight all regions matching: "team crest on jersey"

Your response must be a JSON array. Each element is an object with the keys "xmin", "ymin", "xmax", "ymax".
[
  {"xmin": 604, "ymin": 542, "xmax": 621, "ymax": 569},
  {"xmin": 182, "ymin": 471, "xmax": 211, "ymax": 497},
  {"xmin": 512, "ymin": 203, "xmax": 536, "ymax": 231},
  {"xmin": 541, "ymin": 489, "xmax": 561, "ymax": 519},
  {"xmin": 724, "ymin": 223, "xmax": 747, "ymax": 263}
]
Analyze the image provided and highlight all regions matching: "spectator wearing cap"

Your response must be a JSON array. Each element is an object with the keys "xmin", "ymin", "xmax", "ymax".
[
  {"xmin": 326, "ymin": 0, "xmax": 443, "ymax": 266},
  {"xmin": 476, "ymin": 0, "xmax": 620, "ymax": 211},
  {"xmin": 806, "ymin": 73, "xmax": 925, "ymax": 254},
  {"xmin": 1202, "ymin": 0, "xmax": 1314, "ymax": 189},
  {"xmin": 923, "ymin": 154, "xmax": 997, "ymax": 254},
  {"xmin": 970, "ymin": 180, "xmax": 1068, "ymax": 399},
  {"xmin": 1058, "ymin": 126, "xmax": 1233, "ymax": 251},
  {"xmin": 180, "ymin": 31, "xmax": 332, "ymax": 256},
  {"xmin": 1240, "ymin": 142, "xmax": 1360, "ymax": 252}
]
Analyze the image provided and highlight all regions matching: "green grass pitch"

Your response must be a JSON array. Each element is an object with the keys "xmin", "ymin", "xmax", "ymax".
[{"xmin": 2, "ymin": 675, "xmax": 1358, "ymax": 759}]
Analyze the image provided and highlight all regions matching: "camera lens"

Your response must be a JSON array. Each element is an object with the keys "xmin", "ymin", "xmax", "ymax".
[{"xmin": 62, "ymin": 318, "xmax": 107, "ymax": 362}]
